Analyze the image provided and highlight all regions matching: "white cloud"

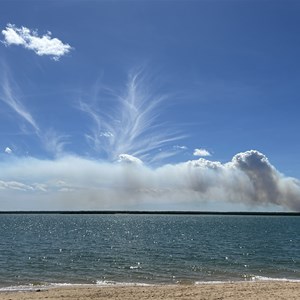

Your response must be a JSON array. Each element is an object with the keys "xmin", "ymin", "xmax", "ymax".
[
  {"xmin": 0, "ymin": 150, "xmax": 299, "ymax": 211},
  {"xmin": 100, "ymin": 131, "xmax": 114, "ymax": 138},
  {"xmin": 4, "ymin": 147, "xmax": 12, "ymax": 154},
  {"xmin": 173, "ymin": 145, "xmax": 188, "ymax": 150},
  {"xmin": 193, "ymin": 148, "xmax": 211, "ymax": 157},
  {"xmin": 2, "ymin": 24, "xmax": 72, "ymax": 61},
  {"xmin": 1, "ymin": 25, "xmax": 24, "ymax": 45},
  {"xmin": 0, "ymin": 180, "xmax": 34, "ymax": 191},
  {"xmin": 118, "ymin": 153, "xmax": 143, "ymax": 165},
  {"xmin": 32, "ymin": 183, "xmax": 48, "ymax": 192}
]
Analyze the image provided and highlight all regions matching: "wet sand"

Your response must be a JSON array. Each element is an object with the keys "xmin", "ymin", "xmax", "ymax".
[{"xmin": 0, "ymin": 282, "xmax": 300, "ymax": 300}]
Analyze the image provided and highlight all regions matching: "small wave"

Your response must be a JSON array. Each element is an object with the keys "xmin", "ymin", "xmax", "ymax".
[
  {"xmin": 195, "ymin": 281, "xmax": 231, "ymax": 285},
  {"xmin": 250, "ymin": 276, "xmax": 300, "ymax": 282},
  {"xmin": 0, "ymin": 282, "xmax": 95, "ymax": 292},
  {"xmin": 195, "ymin": 276, "xmax": 300, "ymax": 285},
  {"xmin": 95, "ymin": 280, "xmax": 152, "ymax": 286},
  {"xmin": 0, "ymin": 285, "xmax": 48, "ymax": 292},
  {"xmin": 0, "ymin": 281, "xmax": 154, "ymax": 292}
]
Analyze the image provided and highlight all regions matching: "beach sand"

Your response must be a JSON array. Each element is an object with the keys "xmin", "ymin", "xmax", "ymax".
[{"xmin": 0, "ymin": 282, "xmax": 299, "ymax": 300}]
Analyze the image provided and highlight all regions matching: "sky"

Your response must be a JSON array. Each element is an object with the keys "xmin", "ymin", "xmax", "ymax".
[{"xmin": 0, "ymin": 0, "xmax": 300, "ymax": 211}]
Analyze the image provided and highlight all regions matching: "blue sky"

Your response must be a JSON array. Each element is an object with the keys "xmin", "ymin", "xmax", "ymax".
[{"xmin": 0, "ymin": 1, "xmax": 300, "ymax": 211}]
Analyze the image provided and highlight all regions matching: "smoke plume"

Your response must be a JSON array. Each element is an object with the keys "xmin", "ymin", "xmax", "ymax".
[{"xmin": 0, "ymin": 150, "xmax": 299, "ymax": 211}]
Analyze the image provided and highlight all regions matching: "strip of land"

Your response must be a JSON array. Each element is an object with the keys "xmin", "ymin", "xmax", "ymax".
[
  {"xmin": 0, "ymin": 210, "xmax": 299, "ymax": 216},
  {"xmin": 0, "ymin": 282, "xmax": 300, "ymax": 300}
]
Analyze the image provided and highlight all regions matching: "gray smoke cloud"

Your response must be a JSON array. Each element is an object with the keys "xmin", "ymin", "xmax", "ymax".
[{"xmin": 0, "ymin": 150, "xmax": 299, "ymax": 211}]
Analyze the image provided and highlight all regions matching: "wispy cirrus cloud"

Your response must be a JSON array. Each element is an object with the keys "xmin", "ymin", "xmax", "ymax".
[
  {"xmin": 0, "ymin": 70, "xmax": 39, "ymax": 133},
  {"xmin": 0, "ymin": 68, "xmax": 67, "ymax": 155},
  {"xmin": 79, "ymin": 71, "xmax": 184, "ymax": 162},
  {"xmin": 1, "ymin": 66, "xmax": 184, "ymax": 161},
  {"xmin": 1, "ymin": 23, "xmax": 72, "ymax": 61}
]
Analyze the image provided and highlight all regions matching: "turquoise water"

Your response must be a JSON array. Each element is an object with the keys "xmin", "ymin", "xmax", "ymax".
[{"xmin": 0, "ymin": 214, "xmax": 299, "ymax": 289}]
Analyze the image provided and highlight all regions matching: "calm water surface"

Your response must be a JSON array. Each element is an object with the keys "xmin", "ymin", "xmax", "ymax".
[{"xmin": 0, "ymin": 214, "xmax": 299, "ymax": 288}]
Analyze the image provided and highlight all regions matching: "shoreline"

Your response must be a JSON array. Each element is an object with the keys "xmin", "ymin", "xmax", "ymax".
[
  {"xmin": 1, "ymin": 277, "xmax": 300, "ymax": 291},
  {"xmin": 0, "ymin": 281, "xmax": 300, "ymax": 299}
]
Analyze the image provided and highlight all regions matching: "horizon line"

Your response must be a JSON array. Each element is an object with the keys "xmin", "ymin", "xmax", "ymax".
[{"xmin": 0, "ymin": 210, "xmax": 299, "ymax": 216}]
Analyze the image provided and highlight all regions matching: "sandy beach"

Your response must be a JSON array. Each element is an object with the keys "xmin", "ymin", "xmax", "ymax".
[{"xmin": 0, "ymin": 282, "xmax": 299, "ymax": 300}]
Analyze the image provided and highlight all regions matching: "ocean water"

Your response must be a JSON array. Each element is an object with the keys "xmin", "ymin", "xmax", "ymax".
[{"xmin": 0, "ymin": 214, "xmax": 299, "ymax": 289}]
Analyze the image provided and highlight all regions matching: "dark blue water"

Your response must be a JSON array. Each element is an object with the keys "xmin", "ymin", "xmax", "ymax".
[{"xmin": 0, "ymin": 214, "xmax": 299, "ymax": 288}]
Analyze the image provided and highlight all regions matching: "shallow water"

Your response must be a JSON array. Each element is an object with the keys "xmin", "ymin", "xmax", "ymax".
[{"xmin": 0, "ymin": 214, "xmax": 299, "ymax": 288}]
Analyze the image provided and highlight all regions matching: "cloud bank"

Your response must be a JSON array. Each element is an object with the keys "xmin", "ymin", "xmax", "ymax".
[
  {"xmin": 0, "ymin": 150, "xmax": 299, "ymax": 211},
  {"xmin": 2, "ymin": 24, "xmax": 72, "ymax": 60}
]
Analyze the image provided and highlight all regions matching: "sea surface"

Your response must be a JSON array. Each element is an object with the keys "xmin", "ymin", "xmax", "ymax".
[{"xmin": 0, "ymin": 214, "xmax": 299, "ymax": 290}]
